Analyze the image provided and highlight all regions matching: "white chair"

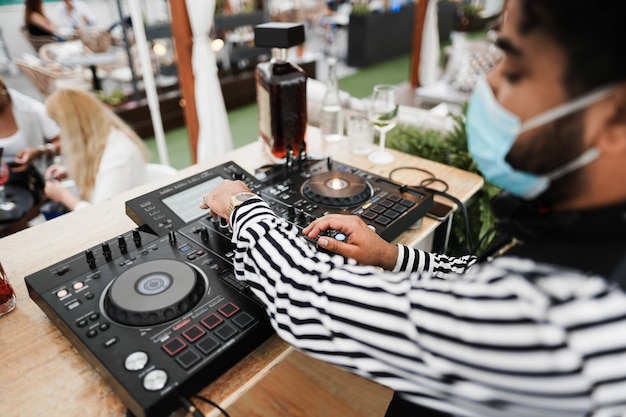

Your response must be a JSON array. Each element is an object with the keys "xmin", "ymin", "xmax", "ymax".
[
  {"xmin": 14, "ymin": 57, "xmax": 91, "ymax": 96},
  {"xmin": 20, "ymin": 26, "xmax": 56, "ymax": 53},
  {"xmin": 108, "ymin": 45, "xmax": 160, "ymax": 85},
  {"xmin": 145, "ymin": 163, "xmax": 177, "ymax": 183}
]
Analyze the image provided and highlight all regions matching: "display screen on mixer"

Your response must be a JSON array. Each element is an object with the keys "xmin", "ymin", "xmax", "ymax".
[{"xmin": 162, "ymin": 176, "xmax": 225, "ymax": 223}]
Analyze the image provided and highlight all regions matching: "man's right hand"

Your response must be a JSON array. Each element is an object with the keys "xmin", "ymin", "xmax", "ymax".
[{"xmin": 303, "ymin": 214, "xmax": 398, "ymax": 271}]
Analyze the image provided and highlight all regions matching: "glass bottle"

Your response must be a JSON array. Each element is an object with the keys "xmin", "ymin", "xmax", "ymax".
[
  {"xmin": 320, "ymin": 57, "xmax": 343, "ymax": 143},
  {"xmin": 255, "ymin": 23, "xmax": 308, "ymax": 162}
]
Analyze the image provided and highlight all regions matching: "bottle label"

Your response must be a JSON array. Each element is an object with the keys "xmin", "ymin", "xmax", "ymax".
[{"xmin": 258, "ymin": 86, "xmax": 272, "ymax": 146}]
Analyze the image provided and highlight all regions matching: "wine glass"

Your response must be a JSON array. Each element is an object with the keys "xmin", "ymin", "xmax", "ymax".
[{"xmin": 368, "ymin": 84, "xmax": 398, "ymax": 164}]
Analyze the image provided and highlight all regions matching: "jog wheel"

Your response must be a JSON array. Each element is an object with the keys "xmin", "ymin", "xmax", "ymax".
[
  {"xmin": 104, "ymin": 259, "xmax": 206, "ymax": 326},
  {"xmin": 302, "ymin": 171, "xmax": 372, "ymax": 207}
]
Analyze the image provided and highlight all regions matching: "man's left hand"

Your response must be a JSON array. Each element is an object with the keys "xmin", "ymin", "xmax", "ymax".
[{"xmin": 200, "ymin": 179, "xmax": 251, "ymax": 219}]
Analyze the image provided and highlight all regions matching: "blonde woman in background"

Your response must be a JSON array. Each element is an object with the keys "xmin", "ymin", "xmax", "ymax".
[{"xmin": 43, "ymin": 88, "xmax": 149, "ymax": 211}]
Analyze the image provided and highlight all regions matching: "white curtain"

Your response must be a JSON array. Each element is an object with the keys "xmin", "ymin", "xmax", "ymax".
[
  {"xmin": 419, "ymin": 0, "xmax": 441, "ymax": 87},
  {"xmin": 185, "ymin": 0, "xmax": 233, "ymax": 163},
  {"xmin": 128, "ymin": 0, "xmax": 170, "ymax": 165}
]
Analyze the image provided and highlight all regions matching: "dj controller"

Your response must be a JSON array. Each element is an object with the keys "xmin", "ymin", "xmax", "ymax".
[{"xmin": 25, "ymin": 157, "xmax": 433, "ymax": 417}]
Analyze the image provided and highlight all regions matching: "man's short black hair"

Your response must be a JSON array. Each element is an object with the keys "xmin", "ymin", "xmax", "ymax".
[{"xmin": 519, "ymin": 0, "xmax": 626, "ymax": 97}]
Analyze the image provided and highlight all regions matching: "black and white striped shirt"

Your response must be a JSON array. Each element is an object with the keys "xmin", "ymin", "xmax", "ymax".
[{"xmin": 231, "ymin": 199, "xmax": 626, "ymax": 417}]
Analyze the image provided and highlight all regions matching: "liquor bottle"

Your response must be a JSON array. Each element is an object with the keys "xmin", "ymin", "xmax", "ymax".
[
  {"xmin": 320, "ymin": 57, "xmax": 343, "ymax": 142},
  {"xmin": 254, "ymin": 23, "xmax": 308, "ymax": 162}
]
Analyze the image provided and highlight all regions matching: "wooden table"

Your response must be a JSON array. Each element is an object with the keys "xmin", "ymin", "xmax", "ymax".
[{"xmin": 0, "ymin": 128, "xmax": 483, "ymax": 417}]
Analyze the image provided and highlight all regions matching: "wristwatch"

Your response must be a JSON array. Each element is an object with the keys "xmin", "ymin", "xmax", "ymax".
[
  {"xmin": 37, "ymin": 143, "xmax": 57, "ymax": 158},
  {"xmin": 228, "ymin": 192, "xmax": 258, "ymax": 218}
]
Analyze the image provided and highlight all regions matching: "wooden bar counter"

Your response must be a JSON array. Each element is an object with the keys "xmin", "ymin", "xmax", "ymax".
[{"xmin": 0, "ymin": 128, "xmax": 483, "ymax": 417}]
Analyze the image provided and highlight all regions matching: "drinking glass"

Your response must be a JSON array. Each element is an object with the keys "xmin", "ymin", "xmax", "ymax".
[
  {"xmin": 368, "ymin": 84, "xmax": 398, "ymax": 164},
  {"xmin": 347, "ymin": 114, "xmax": 373, "ymax": 155},
  {"xmin": 0, "ymin": 261, "xmax": 16, "ymax": 317}
]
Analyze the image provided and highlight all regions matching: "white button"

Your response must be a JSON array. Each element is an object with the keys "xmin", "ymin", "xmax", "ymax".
[
  {"xmin": 334, "ymin": 233, "xmax": 347, "ymax": 242},
  {"xmin": 73, "ymin": 282, "xmax": 84, "ymax": 290},
  {"xmin": 57, "ymin": 289, "xmax": 69, "ymax": 298},
  {"xmin": 143, "ymin": 369, "xmax": 168, "ymax": 391},
  {"xmin": 125, "ymin": 351, "xmax": 149, "ymax": 371}
]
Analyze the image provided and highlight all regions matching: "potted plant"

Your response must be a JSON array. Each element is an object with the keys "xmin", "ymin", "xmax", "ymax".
[
  {"xmin": 95, "ymin": 88, "xmax": 128, "ymax": 107},
  {"xmin": 455, "ymin": 3, "xmax": 491, "ymax": 32},
  {"xmin": 386, "ymin": 108, "xmax": 500, "ymax": 256},
  {"xmin": 347, "ymin": 2, "xmax": 415, "ymax": 67}
]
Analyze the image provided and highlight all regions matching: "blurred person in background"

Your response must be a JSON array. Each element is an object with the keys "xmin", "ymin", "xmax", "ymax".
[
  {"xmin": 24, "ymin": 0, "xmax": 58, "ymax": 37},
  {"xmin": 43, "ymin": 88, "xmax": 148, "ymax": 211},
  {"xmin": 55, "ymin": 0, "xmax": 96, "ymax": 31},
  {"xmin": 0, "ymin": 76, "xmax": 60, "ymax": 197}
]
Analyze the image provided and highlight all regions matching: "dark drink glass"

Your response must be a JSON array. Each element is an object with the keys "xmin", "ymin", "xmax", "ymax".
[{"xmin": 0, "ymin": 261, "xmax": 16, "ymax": 317}]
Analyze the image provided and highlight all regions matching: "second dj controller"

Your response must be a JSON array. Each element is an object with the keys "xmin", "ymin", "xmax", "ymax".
[{"xmin": 126, "ymin": 158, "xmax": 434, "ymax": 243}]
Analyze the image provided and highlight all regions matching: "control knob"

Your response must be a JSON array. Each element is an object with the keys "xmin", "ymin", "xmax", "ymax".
[
  {"xmin": 85, "ymin": 249, "xmax": 96, "ymax": 269},
  {"xmin": 199, "ymin": 226, "xmax": 209, "ymax": 242},
  {"xmin": 231, "ymin": 171, "xmax": 245, "ymax": 181},
  {"xmin": 117, "ymin": 235, "xmax": 127, "ymax": 254},
  {"xmin": 132, "ymin": 229, "xmax": 142, "ymax": 247},
  {"xmin": 101, "ymin": 242, "xmax": 112, "ymax": 261}
]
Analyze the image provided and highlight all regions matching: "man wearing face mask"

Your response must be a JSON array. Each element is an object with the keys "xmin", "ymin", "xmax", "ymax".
[{"xmin": 201, "ymin": 1, "xmax": 626, "ymax": 416}]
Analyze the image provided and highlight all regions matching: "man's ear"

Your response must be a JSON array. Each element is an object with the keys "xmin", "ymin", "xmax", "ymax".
[{"xmin": 597, "ymin": 82, "xmax": 626, "ymax": 155}]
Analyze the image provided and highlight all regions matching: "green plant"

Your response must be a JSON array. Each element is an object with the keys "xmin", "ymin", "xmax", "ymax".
[
  {"xmin": 386, "ymin": 108, "xmax": 500, "ymax": 256},
  {"xmin": 351, "ymin": 3, "xmax": 371, "ymax": 17},
  {"xmin": 95, "ymin": 88, "xmax": 127, "ymax": 106},
  {"xmin": 458, "ymin": 3, "xmax": 484, "ymax": 19},
  {"xmin": 215, "ymin": 0, "xmax": 227, "ymax": 16}
]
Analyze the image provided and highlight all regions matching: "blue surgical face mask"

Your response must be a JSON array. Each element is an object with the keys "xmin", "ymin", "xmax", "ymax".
[{"xmin": 467, "ymin": 77, "xmax": 613, "ymax": 199}]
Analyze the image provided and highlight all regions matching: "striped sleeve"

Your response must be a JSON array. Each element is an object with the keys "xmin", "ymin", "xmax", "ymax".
[
  {"xmin": 231, "ymin": 201, "xmax": 626, "ymax": 417},
  {"xmin": 392, "ymin": 244, "xmax": 478, "ymax": 277}
]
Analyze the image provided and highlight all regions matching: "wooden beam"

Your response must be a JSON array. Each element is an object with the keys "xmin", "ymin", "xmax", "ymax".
[
  {"xmin": 409, "ymin": 0, "xmax": 429, "ymax": 88},
  {"xmin": 169, "ymin": 0, "xmax": 199, "ymax": 163}
]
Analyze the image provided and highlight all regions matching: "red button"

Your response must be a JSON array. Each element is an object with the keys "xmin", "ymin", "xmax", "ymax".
[
  {"xmin": 182, "ymin": 325, "xmax": 206, "ymax": 342},
  {"xmin": 162, "ymin": 337, "xmax": 186, "ymax": 356},
  {"xmin": 201, "ymin": 313, "xmax": 223, "ymax": 330},
  {"xmin": 218, "ymin": 302, "xmax": 240, "ymax": 318}
]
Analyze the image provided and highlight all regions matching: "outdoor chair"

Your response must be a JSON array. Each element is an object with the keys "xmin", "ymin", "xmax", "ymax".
[
  {"xmin": 14, "ymin": 57, "xmax": 90, "ymax": 96},
  {"xmin": 20, "ymin": 26, "xmax": 57, "ymax": 53}
]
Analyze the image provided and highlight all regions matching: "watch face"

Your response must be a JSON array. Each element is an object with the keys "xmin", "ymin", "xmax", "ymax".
[{"xmin": 236, "ymin": 193, "xmax": 255, "ymax": 202}]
